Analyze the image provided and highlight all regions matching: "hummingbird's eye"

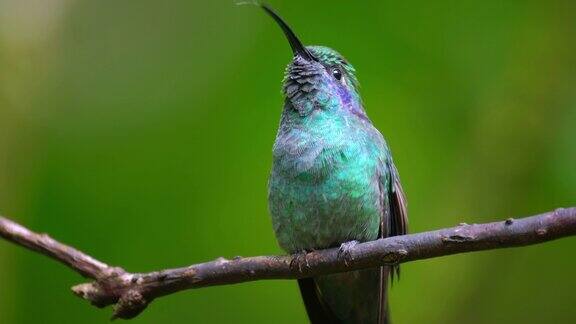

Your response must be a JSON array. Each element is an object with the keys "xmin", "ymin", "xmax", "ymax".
[{"xmin": 331, "ymin": 67, "xmax": 343, "ymax": 81}]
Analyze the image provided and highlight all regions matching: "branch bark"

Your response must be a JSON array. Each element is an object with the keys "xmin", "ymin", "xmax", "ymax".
[{"xmin": 1, "ymin": 207, "xmax": 575, "ymax": 319}]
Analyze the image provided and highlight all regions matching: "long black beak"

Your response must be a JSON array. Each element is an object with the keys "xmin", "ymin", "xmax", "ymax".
[{"xmin": 260, "ymin": 4, "xmax": 316, "ymax": 61}]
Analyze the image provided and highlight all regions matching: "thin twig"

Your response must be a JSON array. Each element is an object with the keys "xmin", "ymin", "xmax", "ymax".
[{"xmin": 1, "ymin": 207, "xmax": 575, "ymax": 319}]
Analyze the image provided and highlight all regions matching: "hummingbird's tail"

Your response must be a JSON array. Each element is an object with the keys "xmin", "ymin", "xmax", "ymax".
[
  {"xmin": 297, "ymin": 278, "xmax": 341, "ymax": 323},
  {"xmin": 298, "ymin": 266, "xmax": 390, "ymax": 324}
]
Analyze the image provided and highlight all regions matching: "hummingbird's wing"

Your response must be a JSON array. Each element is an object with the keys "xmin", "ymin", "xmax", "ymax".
[
  {"xmin": 377, "ymin": 159, "xmax": 408, "ymax": 324},
  {"xmin": 386, "ymin": 161, "xmax": 408, "ymax": 239}
]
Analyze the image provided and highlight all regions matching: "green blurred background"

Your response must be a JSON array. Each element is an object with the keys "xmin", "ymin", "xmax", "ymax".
[{"xmin": 0, "ymin": 0, "xmax": 575, "ymax": 323}]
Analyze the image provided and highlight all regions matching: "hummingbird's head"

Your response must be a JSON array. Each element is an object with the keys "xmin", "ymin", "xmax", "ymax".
[{"xmin": 260, "ymin": 4, "xmax": 364, "ymax": 118}]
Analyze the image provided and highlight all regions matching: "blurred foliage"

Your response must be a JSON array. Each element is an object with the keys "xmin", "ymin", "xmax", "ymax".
[{"xmin": 0, "ymin": 0, "xmax": 575, "ymax": 323}]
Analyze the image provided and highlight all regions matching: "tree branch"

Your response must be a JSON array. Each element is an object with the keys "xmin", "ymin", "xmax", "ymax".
[{"xmin": 1, "ymin": 207, "xmax": 575, "ymax": 319}]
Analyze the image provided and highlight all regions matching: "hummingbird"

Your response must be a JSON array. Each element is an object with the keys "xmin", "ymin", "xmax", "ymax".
[{"xmin": 258, "ymin": 4, "xmax": 408, "ymax": 323}]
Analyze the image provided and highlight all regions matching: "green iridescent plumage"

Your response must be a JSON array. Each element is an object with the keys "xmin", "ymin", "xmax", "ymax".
[
  {"xmin": 261, "ymin": 4, "xmax": 408, "ymax": 324},
  {"xmin": 270, "ymin": 47, "xmax": 384, "ymax": 252}
]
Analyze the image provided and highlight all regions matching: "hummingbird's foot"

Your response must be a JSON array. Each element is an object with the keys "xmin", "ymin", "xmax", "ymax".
[
  {"xmin": 290, "ymin": 250, "xmax": 311, "ymax": 273},
  {"xmin": 338, "ymin": 240, "xmax": 359, "ymax": 266}
]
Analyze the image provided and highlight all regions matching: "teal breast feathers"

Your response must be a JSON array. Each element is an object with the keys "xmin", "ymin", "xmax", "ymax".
[{"xmin": 268, "ymin": 111, "xmax": 384, "ymax": 253}]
